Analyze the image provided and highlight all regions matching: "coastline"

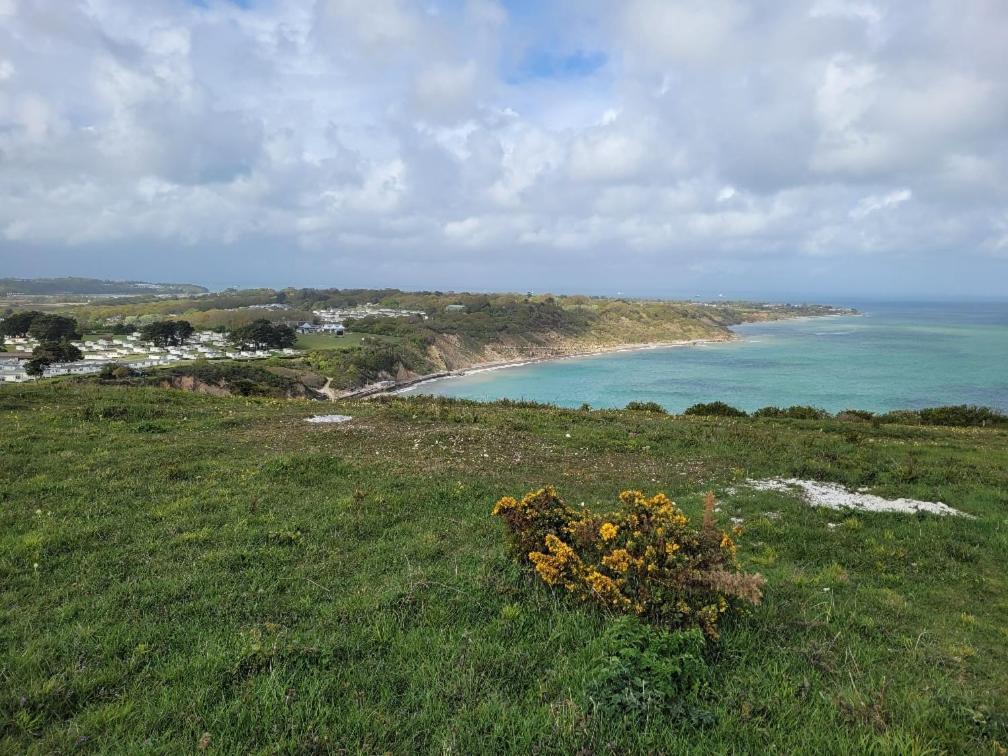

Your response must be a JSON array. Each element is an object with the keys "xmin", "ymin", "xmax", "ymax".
[
  {"xmin": 337, "ymin": 335, "xmax": 735, "ymax": 400},
  {"xmin": 336, "ymin": 307, "xmax": 862, "ymax": 402}
]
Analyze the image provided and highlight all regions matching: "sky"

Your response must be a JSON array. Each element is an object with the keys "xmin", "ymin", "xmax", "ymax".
[{"xmin": 1, "ymin": 0, "xmax": 1007, "ymax": 300}]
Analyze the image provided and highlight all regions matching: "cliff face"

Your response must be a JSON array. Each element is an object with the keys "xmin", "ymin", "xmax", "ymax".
[
  {"xmin": 159, "ymin": 375, "xmax": 231, "ymax": 396},
  {"xmin": 155, "ymin": 368, "xmax": 327, "ymax": 400},
  {"xmin": 421, "ymin": 322, "xmax": 731, "ymax": 374}
]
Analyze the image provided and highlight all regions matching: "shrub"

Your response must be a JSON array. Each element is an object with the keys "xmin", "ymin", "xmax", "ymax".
[
  {"xmin": 753, "ymin": 405, "xmax": 829, "ymax": 420},
  {"xmin": 916, "ymin": 405, "xmax": 1008, "ymax": 428},
  {"xmin": 625, "ymin": 400, "xmax": 667, "ymax": 414},
  {"xmin": 586, "ymin": 616, "xmax": 712, "ymax": 723},
  {"xmin": 683, "ymin": 402, "xmax": 747, "ymax": 418},
  {"xmin": 99, "ymin": 363, "xmax": 137, "ymax": 380},
  {"xmin": 837, "ymin": 409, "xmax": 875, "ymax": 422},
  {"xmin": 492, "ymin": 488, "xmax": 764, "ymax": 638},
  {"xmin": 877, "ymin": 409, "xmax": 921, "ymax": 426}
]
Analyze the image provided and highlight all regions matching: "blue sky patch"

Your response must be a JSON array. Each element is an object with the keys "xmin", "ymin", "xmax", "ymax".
[{"xmin": 510, "ymin": 49, "xmax": 607, "ymax": 83}]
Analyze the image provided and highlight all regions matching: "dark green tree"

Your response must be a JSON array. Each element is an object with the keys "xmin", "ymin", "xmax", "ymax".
[
  {"xmin": 174, "ymin": 320, "xmax": 195, "ymax": 344},
  {"xmin": 140, "ymin": 320, "xmax": 194, "ymax": 347},
  {"xmin": 27, "ymin": 314, "xmax": 82, "ymax": 342},
  {"xmin": 32, "ymin": 341, "xmax": 83, "ymax": 363},
  {"xmin": 24, "ymin": 358, "xmax": 48, "ymax": 378},
  {"xmin": 1, "ymin": 311, "xmax": 43, "ymax": 337},
  {"xmin": 228, "ymin": 319, "xmax": 296, "ymax": 350}
]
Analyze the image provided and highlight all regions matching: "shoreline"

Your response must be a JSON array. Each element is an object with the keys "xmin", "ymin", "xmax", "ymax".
[{"xmin": 338, "ymin": 335, "xmax": 735, "ymax": 400}]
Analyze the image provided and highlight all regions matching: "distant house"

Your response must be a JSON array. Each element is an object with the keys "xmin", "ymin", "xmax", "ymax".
[
  {"xmin": 445, "ymin": 304, "xmax": 466, "ymax": 312},
  {"xmin": 297, "ymin": 322, "xmax": 344, "ymax": 335}
]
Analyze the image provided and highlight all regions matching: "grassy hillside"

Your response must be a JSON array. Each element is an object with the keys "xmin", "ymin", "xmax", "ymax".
[
  {"xmin": 1, "ymin": 383, "xmax": 1005, "ymax": 752},
  {"xmin": 0, "ymin": 277, "xmax": 207, "ymax": 297}
]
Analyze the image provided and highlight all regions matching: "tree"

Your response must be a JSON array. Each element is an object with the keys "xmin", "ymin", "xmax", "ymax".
[
  {"xmin": 228, "ymin": 319, "xmax": 296, "ymax": 350},
  {"xmin": 174, "ymin": 320, "xmax": 195, "ymax": 344},
  {"xmin": 140, "ymin": 320, "xmax": 194, "ymax": 347},
  {"xmin": 1, "ymin": 311, "xmax": 43, "ymax": 337},
  {"xmin": 27, "ymin": 314, "xmax": 82, "ymax": 342},
  {"xmin": 22, "ymin": 337, "xmax": 84, "ymax": 380},
  {"xmin": 33, "ymin": 340, "xmax": 83, "ymax": 363},
  {"xmin": 110, "ymin": 323, "xmax": 136, "ymax": 335},
  {"xmin": 25, "ymin": 358, "xmax": 48, "ymax": 379}
]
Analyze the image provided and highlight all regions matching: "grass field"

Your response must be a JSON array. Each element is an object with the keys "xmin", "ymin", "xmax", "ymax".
[
  {"xmin": 294, "ymin": 332, "xmax": 400, "ymax": 352},
  {"xmin": 1, "ymin": 383, "xmax": 1006, "ymax": 752}
]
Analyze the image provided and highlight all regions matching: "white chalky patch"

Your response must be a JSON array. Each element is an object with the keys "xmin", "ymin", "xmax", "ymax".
[
  {"xmin": 745, "ymin": 478, "xmax": 967, "ymax": 517},
  {"xmin": 305, "ymin": 415, "xmax": 353, "ymax": 424}
]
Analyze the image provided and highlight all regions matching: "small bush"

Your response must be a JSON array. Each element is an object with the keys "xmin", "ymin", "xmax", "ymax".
[
  {"xmin": 683, "ymin": 402, "xmax": 747, "ymax": 418},
  {"xmin": 837, "ymin": 409, "xmax": 875, "ymax": 422},
  {"xmin": 587, "ymin": 616, "xmax": 712, "ymax": 723},
  {"xmin": 625, "ymin": 400, "xmax": 667, "ymax": 414},
  {"xmin": 753, "ymin": 405, "xmax": 829, "ymax": 420},
  {"xmin": 877, "ymin": 410, "xmax": 921, "ymax": 425},
  {"xmin": 916, "ymin": 405, "xmax": 1007, "ymax": 428},
  {"xmin": 493, "ymin": 488, "xmax": 764, "ymax": 638},
  {"xmin": 99, "ymin": 363, "xmax": 138, "ymax": 380}
]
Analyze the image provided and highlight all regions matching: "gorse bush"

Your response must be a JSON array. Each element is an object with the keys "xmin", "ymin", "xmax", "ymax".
[
  {"xmin": 492, "ymin": 488, "xmax": 764, "ymax": 638},
  {"xmin": 587, "ymin": 616, "xmax": 712, "ymax": 724},
  {"xmin": 683, "ymin": 402, "xmax": 747, "ymax": 418},
  {"xmin": 837, "ymin": 409, "xmax": 875, "ymax": 421},
  {"xmin": 752, "ymin": 405, "xmax": 828, "ymax": 420},
  {"xmin": 625, "ymin": 400, "xmax": 667, "ymax": 414},
  {"xmin": 915, "ymin": 405, "xmax": 1007, "ymax": 428}
]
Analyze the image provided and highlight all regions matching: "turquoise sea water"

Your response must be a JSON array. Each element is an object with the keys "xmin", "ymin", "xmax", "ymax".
[{"xmin": 408, "ymin": 302, "xmax": 1008, "ymax": 412}]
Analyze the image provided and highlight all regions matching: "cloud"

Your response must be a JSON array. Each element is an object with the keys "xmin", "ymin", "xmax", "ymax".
[
  {"xmin": 413, "ymin": 60, "xmax": 480, "ymax": 122},
  {"xmin": 0, "ymin": 0, "xmax": 1006, "ymax": 296},
  {"xmin": 850, "ymin": 188, "xmax": 911, "ymax": 218}
]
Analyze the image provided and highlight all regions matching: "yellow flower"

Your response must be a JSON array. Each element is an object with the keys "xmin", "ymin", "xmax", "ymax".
[
  {"xmin": 544, "ymin": 533, "xmax": 575, "ymax": 562},
  {"xmin": 599, "ymin": 522, "xmax": 619, "ymax": 541},
  {"xmin": 602, "ymin": 548, "xmax": 633, "ymax": 573},
  {"xmin": 666, "ymin": 541, "xmax": 681, "ymax": 556},
  {"xmin": 491, "ymin": 496, "xmax": 517, "ymax": 516},
  {"xmin": 529, "ymin": 553, "xmax": 561, "ymax": 585}
]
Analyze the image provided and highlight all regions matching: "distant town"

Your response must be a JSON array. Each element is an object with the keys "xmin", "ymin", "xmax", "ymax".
[
  {"xmin": 0, "ymin": 302, "xmax": 448, "ymax": 382},
  {"xmin": 0, "ymin": 330, "xmax": 301, "ymax": 383}
]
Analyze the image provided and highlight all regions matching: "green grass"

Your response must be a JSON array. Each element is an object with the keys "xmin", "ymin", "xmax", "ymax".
[
  {"xmin": 294, "ymin": 332, "xmax": 398, "ymax": 351},
  {"xmin": 1, "ymin": 383, "xmax": 1006, "ymax": 752}
]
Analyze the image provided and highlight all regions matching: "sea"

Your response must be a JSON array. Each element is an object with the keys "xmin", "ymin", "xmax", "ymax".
[{"xmin": 405, "ymin": 302, "xmax": 1008, "ymax": 413}]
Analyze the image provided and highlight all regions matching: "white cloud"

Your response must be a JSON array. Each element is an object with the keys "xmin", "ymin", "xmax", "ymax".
[
  {"xmin": 413, "ymin": 60, "xmax": 479, "ymax": 121},
  {"xmin": 851, "ymin": 188, "xmax": 912, "ymax": 218},
  {"xmin": 810, "ymin": 0, "xmax": 882, "ymax": 28},
  {"xmin": 0, "ymin": 0, "xmax": 1006, "ymax": 293},
  {"xmin": 622, "ymin": 0, "xmax": 747, "ymax": 67}
]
